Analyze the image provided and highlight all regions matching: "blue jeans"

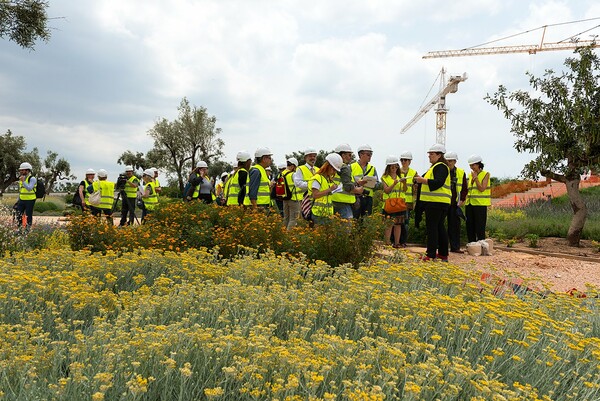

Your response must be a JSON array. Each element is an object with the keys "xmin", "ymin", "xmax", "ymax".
[{"xmin": 333, "ymin": 202, "xmax": 353, "ymax": 219}]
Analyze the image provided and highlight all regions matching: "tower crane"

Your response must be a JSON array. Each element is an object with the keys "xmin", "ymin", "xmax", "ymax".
[{"xmin": 400, "ymin": 68, "xmax": 467, "ymax": 146}]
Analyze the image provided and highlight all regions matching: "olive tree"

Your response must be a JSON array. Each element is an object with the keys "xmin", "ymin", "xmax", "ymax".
[
  {"xmin": 0, "ymin": 0, "xmax": 50, "ymax": 49},
  {"xmin": 486, "ymin": 45, "xmax": 600, "ymax": 246}
]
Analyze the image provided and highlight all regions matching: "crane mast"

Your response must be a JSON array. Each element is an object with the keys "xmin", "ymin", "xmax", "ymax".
[{"xmin": 400, "ymin": 68, "xmax": 467, "ymax": 146}]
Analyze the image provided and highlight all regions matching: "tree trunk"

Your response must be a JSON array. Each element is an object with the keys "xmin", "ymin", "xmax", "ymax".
[{"xmin": 565, "ymin": 178, "xmax": 587, "ymax": 247}]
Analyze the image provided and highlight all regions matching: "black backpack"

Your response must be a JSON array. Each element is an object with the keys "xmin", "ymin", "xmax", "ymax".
[{"xmin": 35, "ymin": 178, "xmax": 46, "ymax": 199}]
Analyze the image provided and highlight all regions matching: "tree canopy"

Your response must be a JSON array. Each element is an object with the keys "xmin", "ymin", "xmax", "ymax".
[
  {"xmin": 0, "ymin": 0, "xmax": 50, "ymax": 49},
  {"xmin": 486, "ymin": 45, "xmax": 600, "ymax": 246}
]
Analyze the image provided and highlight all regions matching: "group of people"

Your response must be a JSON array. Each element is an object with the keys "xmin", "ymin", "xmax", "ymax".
[{"xmin": 14, "ymin": 143, "xmax": 490, "ymax": 261}]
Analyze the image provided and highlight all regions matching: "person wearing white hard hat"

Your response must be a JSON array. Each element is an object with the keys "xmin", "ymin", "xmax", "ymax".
[
  {"xmin": 224, "ymin": 151, "xmax": 252, "ymax": 206},
  {"xmin": 465, "ymin": 154, "xmax": 491, "ymax": 243},
  {"xmin": 249, "ymin": 147, "xmax": 274, "ymax": 209},
  {"xmin": 414, "ymin": 144, "xmax": 451, "ymax": 261},
  {"xmin": 381, "ymin": 156, "xmax": 405, "ymax": 248},
  {"xmin": 140, "ymin": 169, "xmax": 158, "ymax": 222},
  {"xmin": 398, "ymin": 151, "xmax": 418, "ymax": 246},
  {"xmin": 332, "ymin": 143, "xmax": 364, "ymax": 219},
  {"xmin": 444, "ymin": 152, "xmax": 468, "ymax": 253},
  {"xmin": 281, "ymin": 157, "xmax": 302, "ymax": 229},
  {"xmin": 119, "ymin": 165, "xmax": 140, "ymax": 226},
  {"xmin": 351, "ymin": 144, "xmax": 380, "ymax": 218},
  {"xmin": 151, "ymin": 167, "xmax": 161, "ymax": 194},
  {"xmin": 15, "ymin": 162, "xmax": 37, "ymax": 231},
  {"xmin": 188, "ymin": 161, "xmax": 214, "ymax": 204},
  {"xmin": 310, "ymin": 153, "xmax": 341, "ymax": 225},
  {"xmin": 87, "ymin": 169, "xmax": 115, "ymax": 224},
  {"xmin": 75, "ymin": 169, "xmax": 96, "ymax": 212},
  {"xmin": 273, "ymin": 162, "xmax": 288, "ymax": 217},
  {"xmin": 293, "ymin": 147, "xmax": 320, "ymax": 196}
]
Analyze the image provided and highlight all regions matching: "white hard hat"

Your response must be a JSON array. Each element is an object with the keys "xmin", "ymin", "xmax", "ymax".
[
  {"xmin": 125, "ymin": 165, "xmax": 134, "ymax": 172},
  {"xmin": 445, "ymin": 151, "xmax": 458, "ymax": 161},
  {"xmin": 85, "ymin": 168, "xmax": 96, "ymax": 175},
  {"xmin": 385, "ymin": 155, "xmax": 400, "ymax": 165},
  {"xmin": 196, "ymin": 161, "xmax": 208, "ymax": 168},
  {"xmin": 151, "ymin": 167, "xmax": 158, "ymax": 173},
  {"xmin": 304, "ymin": 147, "xmax": 317, "ymax": 155},
  {"xmin": 277, "ymin": 162, "xmax": 287, "ymax": 170},
  {"xmin": 325, "ymin": 153, "xmax": 343, "ymax": 172},
  {"xmin": 357, "ymin": 144, "xmax": 373, "ymax": 153},
  {"xmin": 97, "ymin": 169, "xmax": 108, "ymax": 178},
  {"xmin": 334, "ymin": 143, "xmax": 353, "ymax": 153},
  {"xmin": 468, "ymin": 154, "xmax": 483, "ymax": 164},
  {"xmin": 287, "ymin": 157, "xmax": 298, "ymax": 166},
  {"xmin": 143, "ymin": 169, "xmax": 154, "ymax": 177},
  {"xmin": 400, "ymin": 151, "xmax": 413, "ymax": 160},
  {"xmin": 428, "ymin": 143, "xmax": 446, "ymax": 153},
  {"xmin": 221, "ymin": 172, "xmax": 228, "ymax": 179},
  {"xmin": 19, "ymin": 162, "xmax": 32, "ymax": 170},
  {"xmin": 236, "ymin": 151, "xmax": 252, "ymax": 162},
  {"xmin": 254, "ymin": 147, "xmax": 273, "ymax": 158},
  {"xmin": 265, "ymin": 166, "xmax": 272, "ymax": 171}
]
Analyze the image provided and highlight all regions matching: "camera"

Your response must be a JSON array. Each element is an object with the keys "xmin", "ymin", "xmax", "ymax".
[{"xmin": 115, "ymin": 173, "xmax": 128, "ymax": 191}]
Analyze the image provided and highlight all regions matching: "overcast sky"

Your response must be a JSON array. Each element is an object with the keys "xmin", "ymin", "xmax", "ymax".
[{"xmin": 1, "ymin": 0, "xmax": 599, "ymax": 183}]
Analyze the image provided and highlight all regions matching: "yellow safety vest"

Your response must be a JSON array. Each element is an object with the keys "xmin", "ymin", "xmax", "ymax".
[
  {"xmin": 420, "ymin": 162, "xmax": 451, "ymax": 204},
  {"xmin": 381, "ymin": 175, "xmax": 403, "ymax": 210},
  {"xmin": 19, "ymin": 175, "xmax": 37, "ymax": 201},
  {"xmin": 400, "ymin": 168, "xmax": 417, "ymax": 204},
  {"xmin": 143, "ymin": 182, "xmax": 159, "ymax": 210},
  {"xmin": 452, "ymin": 167, "xmax": 465, "ymax": 204},
  {"xmin": 331, "ymin": 166, "xmax": 355, "ymax": 204},
  {"xmin": 92, "ymin": 180, "xmax": 115, "ymax": 210},
  {"xmin": 298, "ymin": 164, "xmax": 319, "ymax": 195},
  {"xmin": 83, "ymin": 179, "xmax": 94, "ymax": 206},
  {"xmin": 350, "ymin": 162, "xmax": 376, "ymax": 198},
  {"xmin": 311, "ymin": 175, "xmax": 334, "ymax": 217},
  {"xmin": 283, "ymin": 170, "xmax": 302, "ymax": 201},
  {"xmin": 466, "ymin": 170, "xmax": 491, "ymax": 206},
  {"xmin": 225, "ymin": 169, "xmax": 251, "ymax": 206},
  {"xmin": 124, "ymin": 175, "xmax": 139, "ymax": 198},
  {"xmin": 250, "ymin": 165, "xmax": 271, "ymax": 205}
]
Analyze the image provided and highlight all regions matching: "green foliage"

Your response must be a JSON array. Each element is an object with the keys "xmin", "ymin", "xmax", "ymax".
[
  {"xmin": 0, "ymin": 0, "xmax": 50, "ymax": 49},
  {"xmin": 524, "ymin": 233, "xmax": 539, "ymax": 248},
  {"xmin": 33, "ymin": 201, "xmax": 59, "ymax": 213}
]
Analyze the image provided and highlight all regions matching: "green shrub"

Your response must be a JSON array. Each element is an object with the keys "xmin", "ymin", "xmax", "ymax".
[
  {"xmin": 525, "ymin": 233, "xmax": 539, "ymax": 248},
  {"xmin": 33, "ymin": 201, "xmax": 59, "ymax": 213}
]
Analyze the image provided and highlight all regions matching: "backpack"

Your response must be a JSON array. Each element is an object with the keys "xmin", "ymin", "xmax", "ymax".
[
  {"xmin": 35, "ymin": 178, "xmax": 46, "ymax": 199},
  {"xmin": 274, "ymin": 174, "xmax": 286, "ymax": 198}
]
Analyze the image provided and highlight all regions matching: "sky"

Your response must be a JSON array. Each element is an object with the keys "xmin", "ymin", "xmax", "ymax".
[{"xmin": 1, "ymin": 0, "xmax": 599, "ymax": 183}]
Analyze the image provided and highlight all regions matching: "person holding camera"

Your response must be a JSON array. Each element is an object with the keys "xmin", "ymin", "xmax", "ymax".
[
  {"xmin": 186, "ymin": 161, "xmax": 214, "ymax": 203},
  {"xmin": 119, "ymin": 166, "xmax": 140, "ymax": 226},
  {"xmin": 350, "ymin": 144, "xmax": 380, "ymax": 218},
  {"xmin": 15, "ymin": 162, "xmax": 37, "ymax": 231},
  {"xmin": 331, "ymin": 143, "xmax": 364, "ymax": 220}
]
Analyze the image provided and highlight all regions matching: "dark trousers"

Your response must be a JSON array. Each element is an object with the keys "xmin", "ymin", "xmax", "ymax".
[
  {"xmin": 120, "ymin": 196, "xmax": 136, "ymax": 226},
  {"xmin": 16, "ymin": 199, "xmax": 36, "ymax": 228},
  {"xmin": 353, "ymin": 195, "xmax": 373, "ymax": 219},
  {"xmin": 447, "ymin": 205, "xmax": 462, "ymax": 251},
  {"xmin": 466, "ymin": 205, "xmax": 487, "ymax": 242},
  {"xmin": 425, "ymin": 205, "xmax": 448, "ymax": 259},
  {"xmin": 399, "ymin": 210, "xmax": 410, "ymax": 245}
]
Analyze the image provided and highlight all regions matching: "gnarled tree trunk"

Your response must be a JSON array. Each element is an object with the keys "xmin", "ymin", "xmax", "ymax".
[{"xmin": 564, "ymin": 178, "xmax": 587, "ymax": 247}]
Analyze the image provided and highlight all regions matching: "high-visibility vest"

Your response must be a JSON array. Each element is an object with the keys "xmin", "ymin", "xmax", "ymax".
[
  {"xmin": 298, "ymin": 164, "xmax": 319, "ymax": 195},
  {"xmin": 83, "ymin": 179, "xmax": 94, "ymax": 206},
  {"xmin": 19, "ymin": 175, "xmax": 36, "ymax": 201},
  {"xmin": 225, "ymin": 169, "xmax": 250, "ymax": 206},
  {"xmin": 350, "ymin": 162, "xmax": 376, "ymax": 198},
  {"xmin": 250, "ymin": 165, "xmax": 271, "ymax": 205},
  {"xmin": 124, "ymin": 175, "xmax": 139, "ymax": 198},
  {"xmin": 143, "ymin": 182, "xmax": 159, "ymax": 210},
  {"xmin": 311, "ymin": 175, "xmax": 334, "ymax": 217},
  {"xmin": 466, "ymin": 170, "xmax": 491, "ymax": 206},
  {"xmin": 92, "ymin": 180, "xmax": 115, "ymax": 210},
  {"xmin": 189, "ymin": 172, "xmax": 202, "ymax": 198},
  {"xmin": 451, "ymin": 167, "xmax": 465, "ymax": 204},
  {"xmin": 331, "ymin": 166, "xmax": 355, "ymax": 204},
  {"xmin": 400, "ymin": 168, "xmax": 417, "ymax": 203},
  {"xmin": 283, "ymin": 170, "xmax": 302, "ymax": 201},
  {"xmin": 420, "ymin": 162, "xmax": 451, "ymax": 204},
  {"xmin": 381, "ymin": 175, "xmax": 403, "ymax": 209}
]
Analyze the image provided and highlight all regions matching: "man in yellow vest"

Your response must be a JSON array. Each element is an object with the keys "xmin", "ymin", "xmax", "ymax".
[
  {"xmin": 399, "ymin": 151, "xmax": 418, "ymax": 246},
  {"xmin": 282, "ymin": 157, "xmax": 302, "ymax": 229},
  {"xmin": 445, "ymin": 152, "xmax": 468, "ymax": 253},
  {"xmin": 151, "ymin": 167, "xmax": 161, "ymax": 194},
  {"xmin": 225, "ymin": 151, "xmax": 252, "ymax": 206},
  {"xmin": 119, "ymin": 165, "xmax": 140, "ymax": 226},
  {"xmin": 350, "ymin": 144, "xmax": 380, "ymax": 218},
  {"xmin": 332, "ymin": 143, "xmax": 364, "ymax": 219},
  {"xmin": 249, "ymin": 147, "xmax": 274, "ymax": 209},
  {"xmin": 292, "ymin": 147, "xmax": 319, "ymax": 196},
  {"xmin": 16, "ymin": 162, "xmax": 37, "ymax": 231},
  {"xmin": 141, "ymin": 169, "xmax": 158, "ymax": 222},
  {"xmin": 88, "ymin": 169, "xmax": 115, "ymax": 224}
]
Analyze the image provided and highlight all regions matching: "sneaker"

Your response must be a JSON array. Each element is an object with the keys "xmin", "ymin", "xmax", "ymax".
[
  {"xmin": 421, "ymin": 255, "xmax": 435, "ymax": 262},
  {"xmin": 436, "ymin": 254, "xmax": 449, "ymax": 262}
]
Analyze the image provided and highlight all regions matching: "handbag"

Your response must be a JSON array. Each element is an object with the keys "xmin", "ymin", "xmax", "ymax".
[
  {"xmin": 384, "ymin": 197, "xmax": 407, "ymax": 214},
  {"xmin": 88, "ymin": 190, "xmax": 102, "ymax": 206}
]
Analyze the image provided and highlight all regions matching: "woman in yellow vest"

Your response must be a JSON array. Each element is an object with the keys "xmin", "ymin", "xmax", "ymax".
[
  {"xmin": 225, "ymin": 151, "xmax": 252, "ymax": 206},
  {"xmin": 310, "ymin": 153, "xmax": 342, "ymax": 225},
  {"xmin": 141, "ymin": 169, "xmax": 158, "ymax": 222},
  {"xmin": 381, "ymin": 156, "xmax": 405, "ymax": 248},
  {"xmin": 465, "ymin": 154, "xmax": 491, "ymax": 243},
  {"xmin": 16, "ymin": 162, "xmax": 37, "ymax": 231},
  {"xmin": 88, "ymin": 169, "xmax": 115, "ymax": 225},
  {"xmin": 414, "ymin": 144, "xmax": 452, "ymax": 261},
  {"xmin": 399, "ymin": 151, "xmax": 418, "ymax": 247}
]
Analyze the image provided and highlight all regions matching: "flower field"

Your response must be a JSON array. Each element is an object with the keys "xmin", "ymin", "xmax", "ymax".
[{"xmin": 1, "ymin": 247, "xmax": 599, "ymax": 400}]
